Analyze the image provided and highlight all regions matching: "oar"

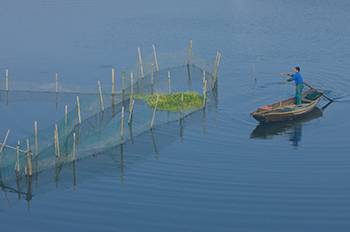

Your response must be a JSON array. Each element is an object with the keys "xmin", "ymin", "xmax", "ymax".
[
  {"xmin": 279, "ymin": 73, "xmax": 334, "ymax": 102},
  {"xmin": 303, "ymin": 81, "xmax": 334, "ymax": 102}
]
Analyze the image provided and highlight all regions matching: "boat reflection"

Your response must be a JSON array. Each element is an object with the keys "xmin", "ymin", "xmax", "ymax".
[{"xmin": 250, "ymin": 107, "xmax": 323, "ymax": 147}]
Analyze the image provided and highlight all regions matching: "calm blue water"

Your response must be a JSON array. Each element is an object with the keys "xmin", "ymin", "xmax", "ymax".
[{"xmin": 1, "ymin": 0, "xmax": 350, "ymax": 231}]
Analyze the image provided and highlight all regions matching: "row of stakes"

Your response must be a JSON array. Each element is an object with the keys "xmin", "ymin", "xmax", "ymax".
[
  {"xmin": 1, "ymin": 40, "xmax": 221, "ymax": 93},
  {"xmin": 0, "ymin": 41, "xmax": 221, "ymax": 178}
]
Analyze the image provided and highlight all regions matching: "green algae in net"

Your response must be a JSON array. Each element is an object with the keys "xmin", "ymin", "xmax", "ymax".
[{"xmin": 135, "ymin": 92, "xmax": 204, "ymax": 112}]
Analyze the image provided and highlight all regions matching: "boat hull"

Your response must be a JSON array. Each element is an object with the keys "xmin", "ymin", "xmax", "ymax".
[{"xmin": 251, "ymin": 89, "xmax": 322, "ymax": 123}]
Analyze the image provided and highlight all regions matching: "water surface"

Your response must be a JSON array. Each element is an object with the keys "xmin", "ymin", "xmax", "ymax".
[{"xmin": 1, "ymin": 0, "xmax": 350, "ymax": 231}]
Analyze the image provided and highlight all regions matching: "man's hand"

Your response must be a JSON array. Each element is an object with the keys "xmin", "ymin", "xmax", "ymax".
[{"xmin": 280, "ymin": 72, "xmax": 292, "ymax": 77}]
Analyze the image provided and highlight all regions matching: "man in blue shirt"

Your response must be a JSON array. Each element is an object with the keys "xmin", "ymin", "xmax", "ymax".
[{"xmin": 286, "ymin": 66, "xmax": 304, "ymax": 105}]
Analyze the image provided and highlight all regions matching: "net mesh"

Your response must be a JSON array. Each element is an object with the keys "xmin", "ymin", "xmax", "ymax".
[{"xmin": 0, "ymin": 47, "xmax": 220, "ymax": 193}]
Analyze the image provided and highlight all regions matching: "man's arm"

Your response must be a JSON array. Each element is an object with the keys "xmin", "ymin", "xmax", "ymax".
[{"xmin": 287, "ymin": 73, "xmax": 295, "ymax": 82}]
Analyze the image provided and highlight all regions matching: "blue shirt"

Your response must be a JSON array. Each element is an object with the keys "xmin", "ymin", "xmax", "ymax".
[{"xmin": 290, "ymin": 72, "xmax": 304, "ymax": 85}]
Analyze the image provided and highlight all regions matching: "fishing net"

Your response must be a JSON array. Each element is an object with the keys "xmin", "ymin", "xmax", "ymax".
[{"xmin": 0, "ymin": 47, "xmax": 220, "ymax": 194}]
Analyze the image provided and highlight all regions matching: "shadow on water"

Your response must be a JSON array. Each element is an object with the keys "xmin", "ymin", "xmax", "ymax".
[{"xmin": 250, "ymin": 107, "xmax": 323, "ymax": 147}]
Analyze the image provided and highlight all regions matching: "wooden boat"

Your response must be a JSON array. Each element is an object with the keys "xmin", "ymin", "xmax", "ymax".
[
  {"xmin": 250, "ymin": 107, "xmax": 323, "ymax": 138},
  {"xmin": 251, "ymin": 89, "xmax": 323, "ymax": 123}
]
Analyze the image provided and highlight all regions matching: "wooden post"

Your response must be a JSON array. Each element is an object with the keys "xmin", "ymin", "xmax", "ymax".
[
  {"xmin": 121, "ymin": 72, "xmax": 126, "ymax": 102},
  {"xmin": 76, "ymin": 96, "xmax": 81, "ymax": 125},
  {"xmin": 152, "ymin": 44, "xmax": 159, "ymax": 72},
  {"xmin": 122, "ymin": 72, "xmax": 126, "ymax": 91},
  {"xmin": 168, "ymin": 71, "xmax": 171, "ymax": 93},
  {"xmin": 130, "ymin": 72, "xmax": 134, "ymax": 97},
  {"xmin": 64, "ymin": 105, "xmax": 68, "ymax": 128},
  {"xmin": 187, "ymin": 40, "xmax": 193, "ymax": 65},
  {"xmin": 54, "ymin": 124, "xmax": 61, "ymax": 158},
  {"xmin": 15, "ymin": 140, "xmax": 20, "ymax": 173},
  {"xmin": 112, "ymin": 68, "xmax": 116, "ymax": 95},
  {"xmin": 5, "ymin": 69, "xmax": 9, "ymax": 91},
  {"xmin": 0, "ymin": 129, "xmax": 10, "ymax": 153},
  {"xmin": 54, "ymin": 124, "xmax": 57, "ymax": 157},
  {"xmin": 72, "ymin": 132, "xmax": 77, "ymax": 161},
  {"xmin": 150, "ymin": 95, "xmax": 159, "ymax": 129},
  {"xmin": 151, "ymin": 63, "xmax": 154, "ymax": 84},
  {"xmin": 26, "ymin": 139, "xmax": 32, "ymax": 176},
  {"xmin": 34, "ymin": 121, "xmax": 39, "ymax": 156},
  {"xmin": 120, "ymin": 106, "xmax": 125, "ymax": 140},
  {"xmin": 213, "ymin": 51, "xmax": 221, "ymax": 88},
  {"xmin": 128, "ymin": 98, "xmax": 135, "ymax": 124},
  {"xmin": 97, "ymin": 80, "xmax": 105, "ymax": 111},
  {"xmin": 55, "ymin": 72, "xmax": 59, "ymax": 93},
  {"xmin": 137, "ymin": 47, "xmax": 144, "ymax": 78},
  {"xmin": 202, "ymin": 71, "xmax": 208, "ymax": 108}
]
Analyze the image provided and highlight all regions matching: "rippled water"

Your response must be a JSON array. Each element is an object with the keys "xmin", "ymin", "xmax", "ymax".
[{"xmin": 1, "ymin": 0, "xmax": 350, "ymax": 231}]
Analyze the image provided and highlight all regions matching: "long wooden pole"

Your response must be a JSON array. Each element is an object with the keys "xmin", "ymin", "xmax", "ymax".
[
  {"xmin": 150, "ymin": 95, "xmax": 159, "ymax": 129},
  {"xmin": 187, "ymin": 40, "xmax": 193, "ymax": 65},
  {"xmin": 0, "ymin": 129, "xmax": 10, "ymax": 153},
  {"xmin": 55, "ymin": 72, "xmax": 59, "ymax": 93},
  {"xmin": 54, "ymin": 124, "xmax": 60, "ymax": 158},
  {"xmin": 168, "ymin": 71, "xmax": 172, "ymax": 93},
  {"xmin": 112, "ymin": 68, "xmax": 116, "ymax": 95},
  {"xmin": 72, "ymin": 132, "xmax": 77, "ymax": 161},
  {"xmin": 202, "ymin": 71, "xmax": 208, "ymax": 108},
  {"xmin": 137, "ymin": 47, "xmax": 144, "ymax": 78},
  {"xmin": 5, "ymin": 69, "xmax": 9, "ymax": 91},
  {"xmin": 97, "ymin": 80, "xmax": 105, "ymax": 111},
  {"xmin": 15, "ymin": 140, "xmax": 20, "ymax": 173},
  {"xmin": 128, "ymin": 98, "xmax": 135, "ymax": 124},
  {"xmin": 304, "ymin": 81, "xmax": 334, "ymax": 102},
  {"xmin": 26, "ymin": 139, "xmax": 32, "ymax": 176},
  {"xmin": 120, "ymin": 106, "xmax": 125, "ymax": 140},
  {"xmin": 130, "ymin": 72, "xmax": 134, "ymax": 97},
  {"xmin": 64, "ymin": 105, "xmax": 68, "ymax": 128},
  {"xmin": 76, "ymin": 96, "xmax": 81, "ymax": 125},
  {"xmin": 152, "ymin": 44, "xmax": 159, "ymax": 72},
  {"xmin": 34, "ymin": 121, "xmax": 39, "ymax": 156},
  {"xmin": 151, "ymin": 63, "xmax": 154, "ymax": 84},
  {"xmin": 213, "ymin": 51, "xmax": 221, "ymax": 88}
]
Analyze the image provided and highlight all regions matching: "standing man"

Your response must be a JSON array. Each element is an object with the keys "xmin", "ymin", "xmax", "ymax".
[{"xmin": 284, "ymin": 66, "xmax": 304, "ymax": 105}]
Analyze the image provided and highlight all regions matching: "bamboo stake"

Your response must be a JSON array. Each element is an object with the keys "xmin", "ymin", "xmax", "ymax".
[
  {"xmin": 150, "ymin": 95, "xmax": 159, "ymax": 129},
  {"xmin": 97, "ymin": 80, "xmax": 105, "ymax": 111},
  {"xmin": 137, "ymin": 47, "xmax": 144, "ymax": 78},
  {"xmin": 34, "ymin": 121, "xmax": 38, "ymax": 156},
  {"xmin": 151, "ymin": 63, "xmax": 154, "ymax": 85},
  {"xmin": 202, "ymin": 71, "xmax": 208, "ymax": 107},
  {"xmin": 0, "ymin": 129, "xmax": 10, "ymax": 153},
  {"xmin": 187, "ymin": 40, "xmax": 193, "ymax": 65},
  {"xmin": 120, "ymin": 106, "xmax": 125, "ymax": 140},
  {"xmin": 213, "ymin": 51, "xmax": 221, "ymax": 88},
  {"xmin": 54, "ymin": 124, "xmax": 60, "ymax": 158},
  {"xmin": 152, "ymin": 44, "xmax": 159, "ymax": 72},
  {"xmin": 112, "ymin": 68, "xmax": 116, "ymax": 95},
  {"xmin": 15, "ymin": 140, "xmax": 20, "ymax": 173},
  {"xmin": 128, "ymin": 98, "xmax": 135, "ymax": 124},
  {"xmin": 76, "ymin": 96, "xmax": 81, "ymax": 125},
  {"xmin": 121, "ymin": 72, "xmax": 126, "ymax": 102},
  {"xmin": 64, "ymin": 105, "xmax": 68, "ymax": 127},
  {"xmin": 26, "ymin": 139, "xmax": 32, "ymax": 176},
  {"xmin": 130, "ymin": 72, "xmax": 134, "ymax": 97},
  {"xmin": 72, "ymin": 132, "xmax": 77, "ymax": 161},
  {"xmin": 5, "ymin": 69, "xmax": 9, "ymax": 91},
  {"xmin": 122, "ymin": 72, "xmax": 126, "ymax": 91},
  {"xmin": 55, "ymin": 72, "xmax": 59, "ymax": 93},
  {"xmin": 168, "ymin": 71, "xmax": 171, "ymax": 94}
]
